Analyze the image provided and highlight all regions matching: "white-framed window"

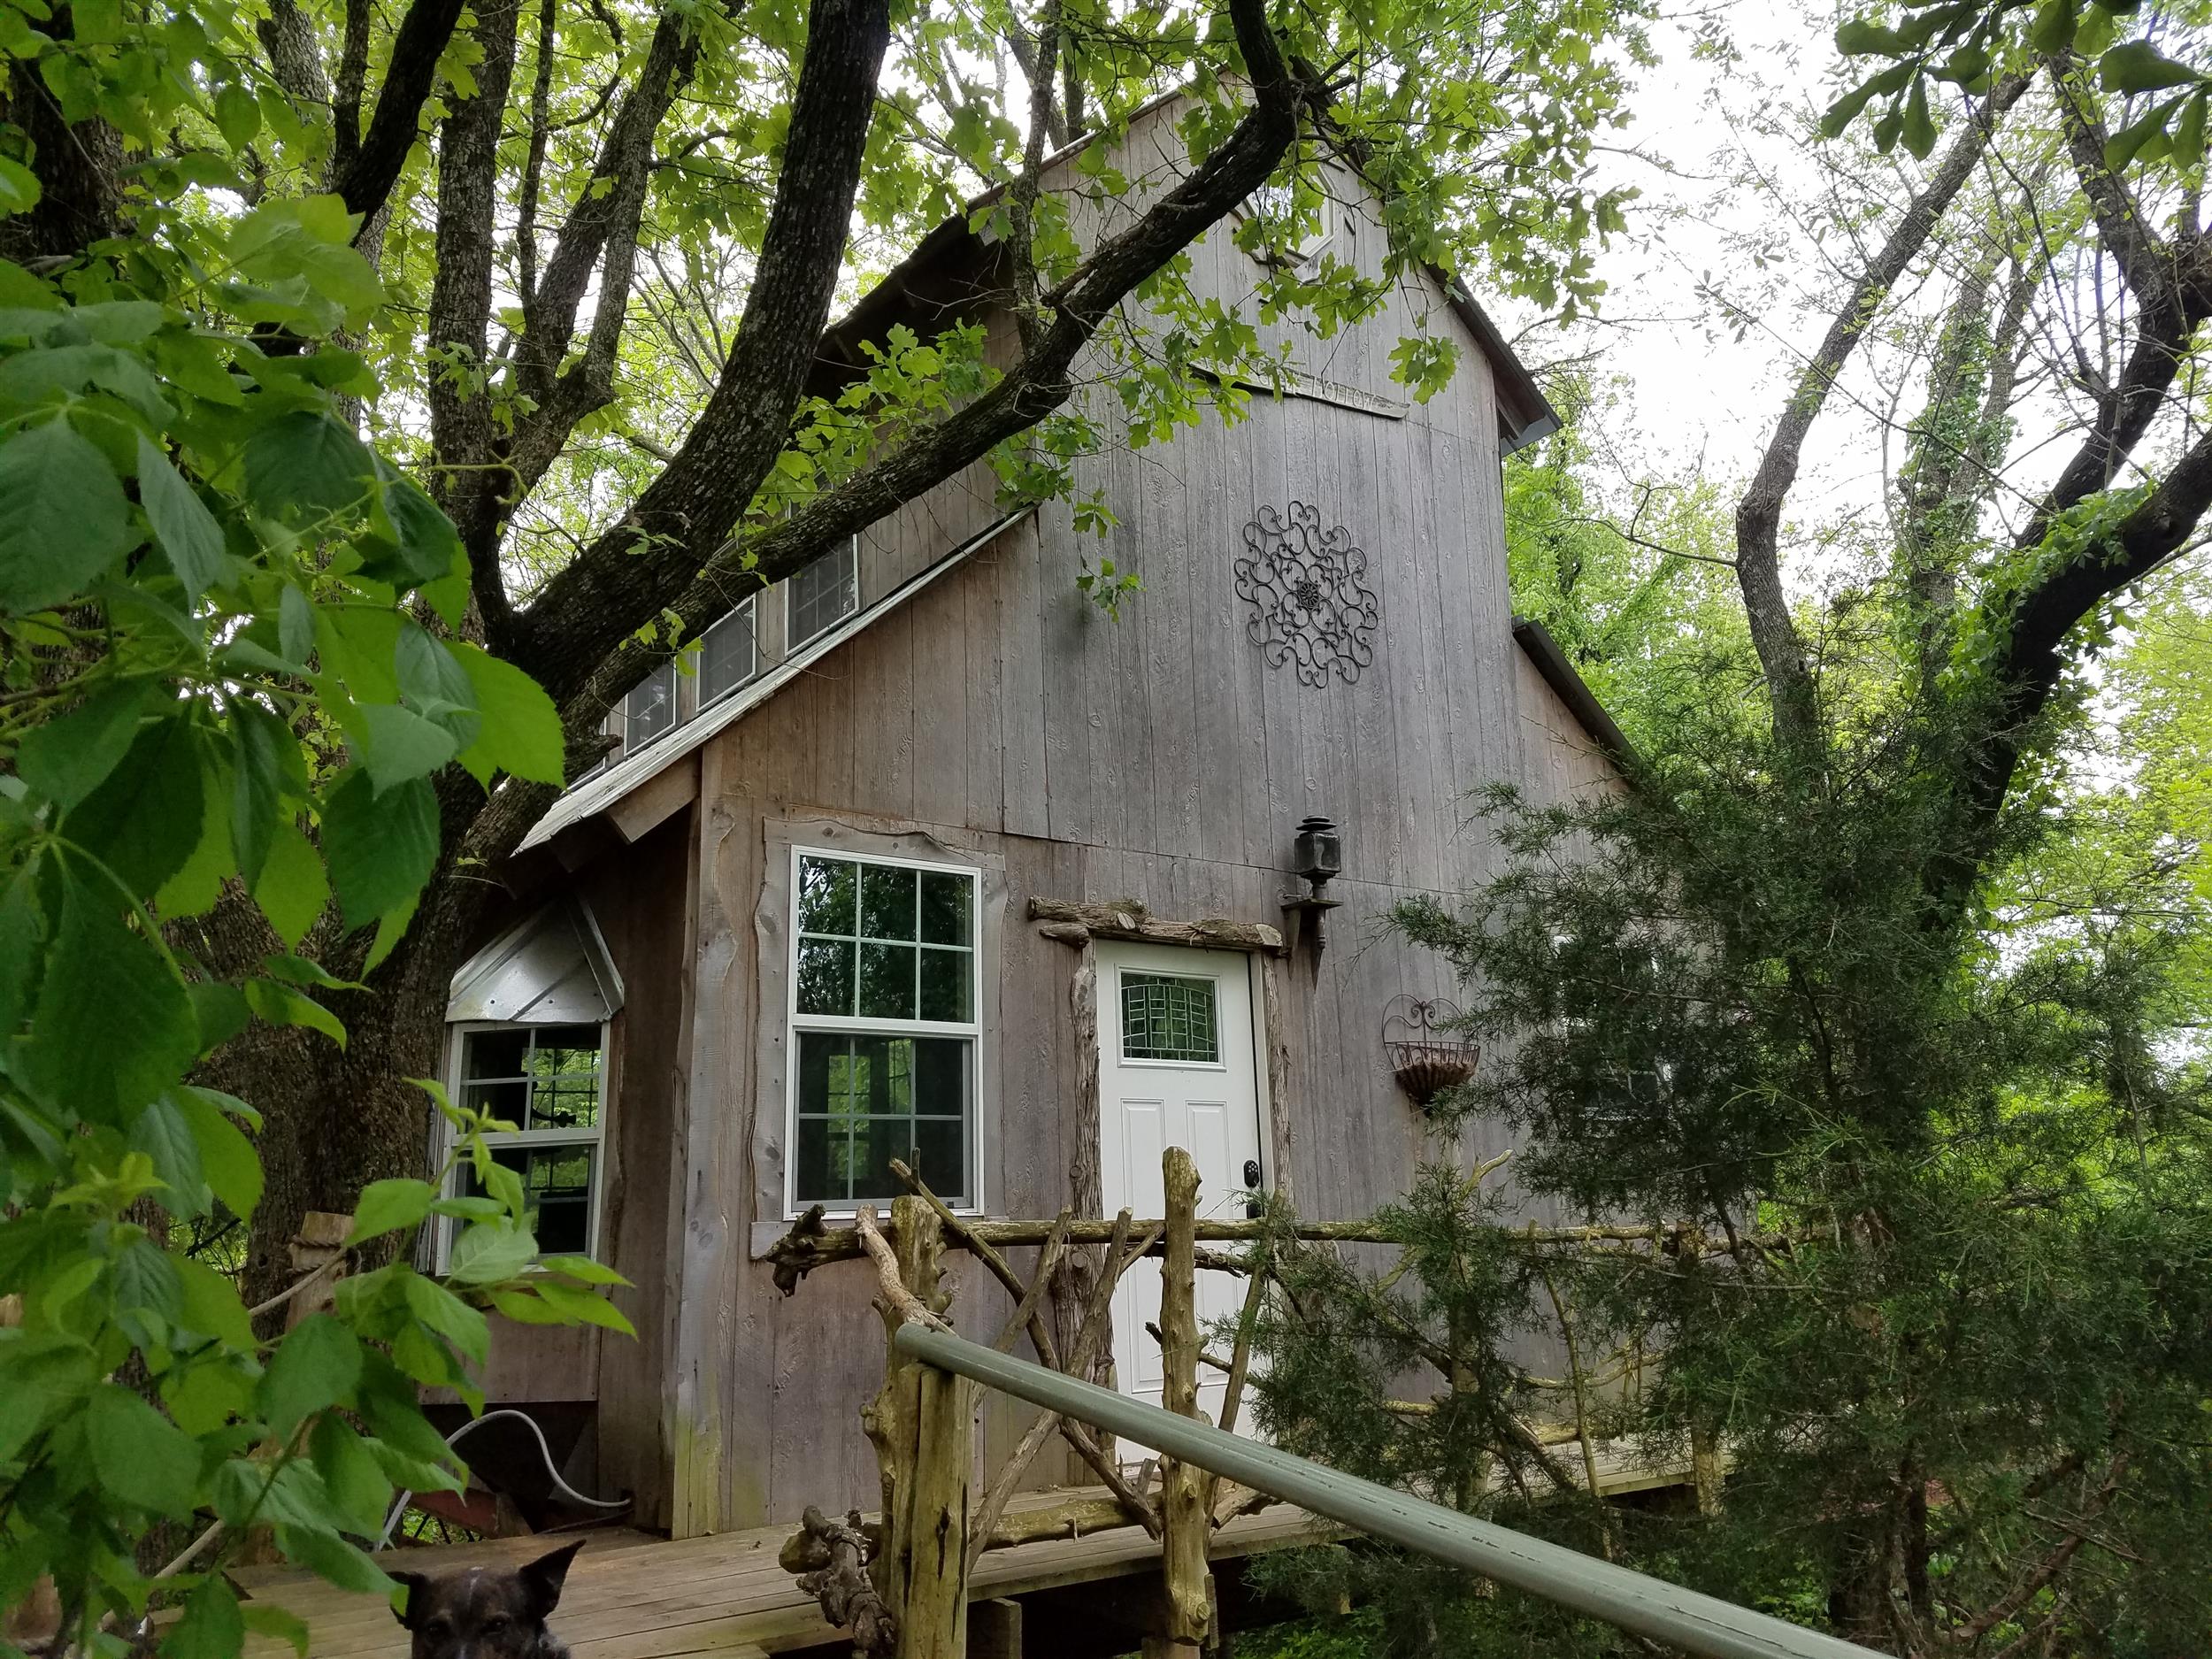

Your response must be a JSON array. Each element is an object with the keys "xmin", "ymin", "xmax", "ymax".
[
  {"xmin": 698, "ymin": 596, "xmax": 758, "ymax": 708},
  {"xmin": 787, "ymin": 846, "xmax": 978, "ymax": 1216},
  {"xmin": 787, "ymin": 537, "xmax": 859, "ymax": 650},
  {"xmin": 1240, "ymin": 180, "xmax": 1336, "ymax": 273},
  {"xmin": 446, "ymin": 1021, "xmax": 608, "ymax": 1259},
  {"xmin": 619, "ymin": 661, "xmax": 678, "ymax": 753}
]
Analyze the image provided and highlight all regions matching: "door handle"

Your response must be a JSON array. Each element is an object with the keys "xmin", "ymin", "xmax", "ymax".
[{"xmin": 1243, "ymin": 1158, "xmax": 1263, "ymax": 1218}]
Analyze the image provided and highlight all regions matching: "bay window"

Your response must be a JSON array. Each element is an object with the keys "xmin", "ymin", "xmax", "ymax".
[{"xmin": 450, "ymin": 1022, "xmax": 607, "ymax": 1257}]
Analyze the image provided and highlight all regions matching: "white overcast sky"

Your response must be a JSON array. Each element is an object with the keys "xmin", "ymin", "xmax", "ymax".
[{"xmin": 1495, "ymin": 0, "xmax": 1919, "ymax": 526}]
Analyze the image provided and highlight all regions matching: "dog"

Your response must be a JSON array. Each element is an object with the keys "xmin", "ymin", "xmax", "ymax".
[{"xmin": 388, "ymin": 1539, "xmax": 586, "ymax": 1659}]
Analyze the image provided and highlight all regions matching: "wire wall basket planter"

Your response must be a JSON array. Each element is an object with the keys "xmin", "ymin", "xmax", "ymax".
[{"xmin": 1381, "ymin": 995, "xmax": 1479, "ymax": 1110}]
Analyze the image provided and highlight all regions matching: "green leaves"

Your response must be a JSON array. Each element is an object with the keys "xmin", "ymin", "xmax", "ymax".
[
  {"xmin": 61, "ymin": 714, "xmax": 204, "ymax": 897},
  {"xmin": 0, "ymin": 28, "xmax": 611, "ymax": 1644},
  {"xmin": 447, "ymin": 1221, "xmax": 539, "ymax": 1286},
  {"xmin": 453, "ymin": 642, "xmax": 565, "ymax": 786},
  {"xmin": 1822, "ymin": 3, "xmax": 2208, "ymax": 174},
  {"xmin": 319, "ymin": 769, "xmax": 438, "ymax": 932},
  {"xmin": 27, "ymin": 871, "xmax": 196, "ymax": 1120},
  {"xmin": 225, "ymin": 197, "xmax": 383, "ymax": 334},
  {"xmin": 14, "ymin": 680, "xmax": 156, "ymax": 810},
  {"xmin": 259, "ymin": 1313, "xmax": 363, "ymax": 1439},
  {"xmin": 2101, "ymin": 38, "xmax": 2200, "ymax": 95},
  {"xmin": 173, "ymin": 1087, "xmax": 264, "ymax": 1218},
  {"xmin": 349, "ymin": 1178, "xmax": 435, "ymax": 1245},
  {"xmin": 87, "ymin": 1385, "xmax": 203, "ymax": 1517},
  {"xmin": 243, "ymin": 411, "xmax": 380, "ymax": 526},
  {"xmin": 137, "ymin": 432, "xmax": 229, "ymax": 598},
  {"xmin": 0, "ymin": 419, "xmax": 135, "ymax": 612}
]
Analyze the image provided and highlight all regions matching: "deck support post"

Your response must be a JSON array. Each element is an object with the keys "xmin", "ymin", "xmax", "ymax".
[
  {"xmin": 864, "ymin": 1195, "xmax": 971, "ymax": 1659},
  {"xmin": 1148, "ymin": 1147, "xmax": 1214, "ymax": 1659},
  {"xmin": 971, "ymin": 1597, "xmax": 1023, "ymax": 1659}
]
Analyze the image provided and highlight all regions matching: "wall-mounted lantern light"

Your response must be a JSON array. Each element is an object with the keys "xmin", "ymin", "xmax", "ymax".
[{"xmin": 1282, "ymin": 814, "xmax": 1344, "ymax": 956}]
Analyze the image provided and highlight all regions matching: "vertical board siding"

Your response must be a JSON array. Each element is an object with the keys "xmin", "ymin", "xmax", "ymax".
[{"xmin": 621, "ymin": 96, "xmax": 1618, "ymax": 1532}]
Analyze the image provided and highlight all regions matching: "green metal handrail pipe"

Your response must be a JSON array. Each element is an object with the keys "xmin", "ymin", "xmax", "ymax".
[{"xmin": 894, "ymin": 1324, "xmax": 1873, "ymax": 1659}]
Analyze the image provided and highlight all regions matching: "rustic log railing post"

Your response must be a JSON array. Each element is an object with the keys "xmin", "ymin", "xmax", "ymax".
[
  {"xmin": 1152, "ymin": 1147, "xmax": 1213, "ymax": 1659},
  {"xmin": 858, "ymin": 1195, "xmax": 971, "ymax": 1659}
]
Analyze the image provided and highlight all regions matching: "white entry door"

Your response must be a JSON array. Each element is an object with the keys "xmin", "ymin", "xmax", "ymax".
[{"xmin": 1094, "ymin": 941, "xmax": 1266, "ymax": 1437}]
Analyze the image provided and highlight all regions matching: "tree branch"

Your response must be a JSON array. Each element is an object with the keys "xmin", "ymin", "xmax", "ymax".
[
  {"xmin": 516, "ymin": 12, "xmax": 698, "ymax": 417},
  {"xmin": 257, "ymin": 0, "xmax": 331, "ymax": 119},
  {"xmin": 516, "ymin": 0, "xmax": 561, "ymax": 308},
  {"xmin": 2047, "ymin": 57, "xmax": 2180, "ymax": 318},
  {"xmin": 331, "ymin": 0, "xmax": 473, "ymax": 230},
  {"xmin": 518, "ymin": 0, "xmax": 1305, "ymax": 735},
  {"xmin": 1733, "ymin": 75, "xmax": 2029, "ymax": 753},
  {"xmin": 495, "ymin": 10, "xmax": 702, "ymax": 538},
  {"xmin": 425, "ymin": 0, "xmax": 523, "ymax": 634}
]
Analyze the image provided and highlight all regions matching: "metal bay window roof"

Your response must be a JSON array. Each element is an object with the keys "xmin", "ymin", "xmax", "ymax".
[{"xmin": 447, "ymin": 895, "xmax": 626, "ymax": 1025}]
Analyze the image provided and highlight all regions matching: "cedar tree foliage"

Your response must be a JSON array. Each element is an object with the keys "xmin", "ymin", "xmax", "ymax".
[{"xmin": 1243, "ymin": 6, "xmax": 2212, "ymax": 1654}]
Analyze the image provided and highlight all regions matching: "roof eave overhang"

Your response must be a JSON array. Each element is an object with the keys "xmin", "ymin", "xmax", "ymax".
[{"xmin": 1511, "ymin": 616, "xmax": 1640, "ymax": 772}]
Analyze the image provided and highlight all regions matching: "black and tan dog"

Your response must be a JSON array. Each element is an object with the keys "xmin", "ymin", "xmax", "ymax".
[{"xmin": 388, "ymin": 1540, "xmax": 586, "ymax": 1659}]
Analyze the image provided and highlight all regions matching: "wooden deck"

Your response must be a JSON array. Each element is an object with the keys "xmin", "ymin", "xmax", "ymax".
[{"xmin": 232, "ymin": 1490, "xmax": 1334, "ymax": 1658}]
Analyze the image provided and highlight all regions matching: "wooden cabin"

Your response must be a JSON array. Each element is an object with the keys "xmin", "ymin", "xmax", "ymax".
[{"xmin": 446, "ymin": 99, "xmax": 1629, "ymax": 1540}]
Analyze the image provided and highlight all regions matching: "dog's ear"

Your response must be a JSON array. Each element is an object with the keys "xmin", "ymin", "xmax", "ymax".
[
  {"xmin": 388, "ymin": 1571, "xmax": 432, "ymax": 1630},
  {"xmin": 518, "ymin": 1540, "xmax": 586, "ymax": 1622}
]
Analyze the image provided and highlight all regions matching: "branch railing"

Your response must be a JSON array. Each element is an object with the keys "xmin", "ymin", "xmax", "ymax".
[
  {"xmin": 777, "ymin": 1149, "xmax": 1811, "ymax": 1659},
  {"xmin": 891, "ymin": 1325, "xmax": 1875, "ymax": 1659}
]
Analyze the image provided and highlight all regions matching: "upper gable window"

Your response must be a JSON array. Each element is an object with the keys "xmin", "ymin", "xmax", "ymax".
[
  {"xmin": 787, "ymin": 848, "xmax": 978, "ymax": 1214},
  {"xmin": 620, "ymin": 661, "xmax": 677, "ymax": 752},
  {"xmin": 1242, "ymin": 180, "xmax": 1336, "ymax": 273},
  {"xmin": 699, "ymin": 596, "xmax": 758, "ymax": 708},
  {"xmin": 787, "ymin": 537, "xmax": 859, "ymax": 649}
]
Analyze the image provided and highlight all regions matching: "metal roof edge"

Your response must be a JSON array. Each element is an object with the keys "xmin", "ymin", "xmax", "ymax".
[
  {"xmin": 518, "ymin": 507, "xmax": 1036, "ymax": 854},
  {"xmin": 1511, "ymin": 616, "xmax": 1640, "ymax": 773}
]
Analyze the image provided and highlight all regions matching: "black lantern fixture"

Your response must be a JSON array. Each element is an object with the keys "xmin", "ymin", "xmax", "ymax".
[{"xmin": 1283, "ymin": 815, "xmax": 1344, "ymax": 956}]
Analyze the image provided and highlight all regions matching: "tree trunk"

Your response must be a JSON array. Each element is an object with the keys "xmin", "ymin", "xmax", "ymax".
[{"xmin": 219, "ymin": 856, "xmax": 504, "ymax": 1312}]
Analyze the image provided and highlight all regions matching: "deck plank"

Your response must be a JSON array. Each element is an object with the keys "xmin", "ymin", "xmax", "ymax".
[{"xmin": 236, "ymin": 1491, "xmax": 1333, "ymax": 1658}]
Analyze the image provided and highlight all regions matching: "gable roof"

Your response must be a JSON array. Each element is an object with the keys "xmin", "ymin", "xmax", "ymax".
[
  {"xmin": 519, "ymin": 122, "xmax": 1563, "ymax": 860},
  {"xmin": 517, "ymin": 507, "xmax": 1033, "ymax": 856},
  {"xmin": 810, "ymin": 99, "xmax": 1558, "ymax": 456}
]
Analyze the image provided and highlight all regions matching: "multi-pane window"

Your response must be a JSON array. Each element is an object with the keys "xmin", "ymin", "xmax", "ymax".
[
  {"xmin": 1121, "ymin": 973, "xmax": 1220, "ymax": 1064},
  {"xmin": 787, "ymin": 537, "xmax": 859, "ymax": 649},
  {"xmin": 788, "ymin": 850, "xmax": 978, "ymax": 1212},
  {"xmin": 620, "ymin": 662, "xmax": 677, "ymax": 753},
  {"xmin": 698, "ymin": 597, "xmax": 757, "ymax": 707},
  {"xmin": 1242, "ymin": 180, "xmax": 1336, "ymax": 273},
  {"xmin": 452, "ymin": 1024, "xmax": 606, "ymax": 1257}
]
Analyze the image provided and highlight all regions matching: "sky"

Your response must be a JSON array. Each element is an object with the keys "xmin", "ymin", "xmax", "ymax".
[{"xmin": 1494, "ymin": 1, "xmax": 1942, "ymax": 535}]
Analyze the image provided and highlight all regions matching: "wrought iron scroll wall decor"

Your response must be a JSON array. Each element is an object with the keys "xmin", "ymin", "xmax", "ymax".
[
  {"xmin": 1233, "ymin": 501, "xmax": 1379, "ymax": 687},
  {"xmin": 1381, "ymin": 995, "xmax": 1479, "ymax": 1111}
]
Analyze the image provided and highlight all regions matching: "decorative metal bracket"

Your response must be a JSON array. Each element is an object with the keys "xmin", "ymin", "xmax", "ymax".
[{"xmin": 1279, "ymin": 892, "xmax": 1342, "ymax": 957}]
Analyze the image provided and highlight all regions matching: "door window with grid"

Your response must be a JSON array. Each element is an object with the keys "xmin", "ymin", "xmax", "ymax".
[
  {"xmin": 450, "ymin": 1023, "xmax": 606, "ymax": 1257},
  {"xmin": 788, "ymin": 849, "xmax": 977, "ymax": 1212}
]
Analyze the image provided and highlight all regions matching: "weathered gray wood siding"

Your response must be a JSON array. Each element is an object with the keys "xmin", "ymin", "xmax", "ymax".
[
  {"xmin": 448, "ymin": 812, "xmax": 694, "ymax": 1526},
  {"xmin": 637, "ymin": 135, "xmax": 1616, "ymax": 1532}
]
